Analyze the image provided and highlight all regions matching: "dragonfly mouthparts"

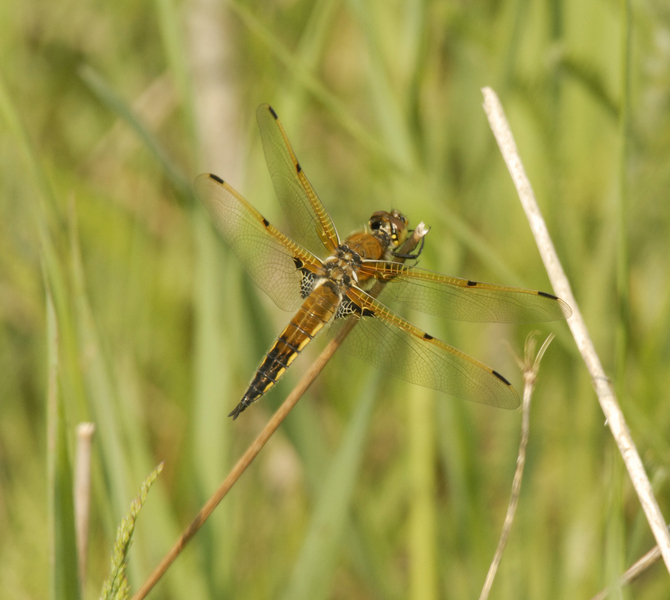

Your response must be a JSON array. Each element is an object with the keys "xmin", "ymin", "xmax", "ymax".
[{"xmin": 414, "ymin": 222, "xmax": 430, "ymax": 238}]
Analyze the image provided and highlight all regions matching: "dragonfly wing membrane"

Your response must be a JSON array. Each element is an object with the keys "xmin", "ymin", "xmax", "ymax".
[
  {"xmin": 339, "ymin": 287, "xmax": 520, "ymax": 409},
  {"xmin": 257, "ymin": 104, "xmax": 340, "ymax": 257},
  {"xmin": 361, "ymin": 262, "xmax": 572, "ymax": 323},
  {"xmin": 195, "ymin": 173, "xmax": 319, "ymax": 312}
]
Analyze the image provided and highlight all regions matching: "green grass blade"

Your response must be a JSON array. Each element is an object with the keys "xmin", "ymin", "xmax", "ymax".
[
  {"xmin": 79, "ymin": 65, "xmax": 192, "ymax": 198},
  {"xmin": 2, "ymin": 73, "xmax": 87, "ymax": 600},
  {"xmin": 47, "ymin": 288, "xmax": 82, "ymax": 600},
  {"xmin": 227, "ymin": 0, "xmax": 402, "ymax": 170},
  {"xmin": 154, "ymin": 0, "xmax": 198, "ymax": 159},
  {"xmin": 558, "ymin": 55, "xmax": 619, "ymax": 120},
  {"xmin": 191, "ymin": 210, "xmax": 234, "ymax": 593},
  {"xmin": 0, "ymin": 69, "xmax": 71, "ymax": 344},
  {"xmin": 69, "ymin": 196, "xmax": 211, "ymax": 598},
  {"xmin": 0, "ymin": 69, "xmax": 59, "ymax": 220},
  {"xmin": 615, "ymin": 0, "xmax": 632, "ymax": 398},
  {"xmin": 269, "ymin": 0, "xmax": 340, "ymax": 126},
  {"xmin": 280, "ymin": 374, "xmax": 379, "ymax": 600},
  {"xmin": 408, "ymin": 386, "xmax": 437, "ymax": 600},
  {"xmin": 346, "ymin": 0, "xmax": 417, "ymax": 171},
  {"xmin": 69, "ymin": 205, "xmax": 130, "ymax": 516}
]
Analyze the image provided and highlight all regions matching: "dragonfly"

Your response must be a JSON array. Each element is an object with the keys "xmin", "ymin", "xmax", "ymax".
[{"xmin": 195, "ymin": 105, "xmax": 571, "ymax": 420}]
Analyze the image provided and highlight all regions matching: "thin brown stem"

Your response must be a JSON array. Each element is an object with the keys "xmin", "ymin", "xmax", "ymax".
[
  {"xmin": 131, "ymin": 226, "xmax": 427, "ymax": 600},
  {"xmin": 130, "ymin": 323, "xmax": 350, "ymax": 600},
  {"xmin": 481, "ymin": 86, "xmax": 670, "ymax": 572}
]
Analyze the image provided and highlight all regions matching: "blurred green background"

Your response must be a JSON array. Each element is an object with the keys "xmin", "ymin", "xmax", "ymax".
[{"xmin": 2, "ymin": 0, "xmax": 670, "ymax": 598}]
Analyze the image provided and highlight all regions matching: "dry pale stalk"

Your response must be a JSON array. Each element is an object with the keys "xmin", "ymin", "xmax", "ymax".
[
  {"xmin": 589, "ymin": 533, "xmax": 667, "ymax": 600},
  {"xmin": 481, "ymin": 86, "xmax": 670, "ymax": 572},
  {"xmin": 74, "ymin": 422, "xmax": 95, "ymax": 590},
  {"xmin": 479, "ymin": 333, "xmax": 554, "ymax": 600}
]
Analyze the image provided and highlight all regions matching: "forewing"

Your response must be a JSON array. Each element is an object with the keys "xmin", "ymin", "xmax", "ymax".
[
  {"xmin": 195, "ymin": 173, "xmax": 321, "ymax": 312},
  {"xmin": 338, "ymin": 287, "xmax": 520, "ymax": 409},
  {"xmin": 256, "ymin": 104, "xmax": 340, "ymax": 257},
  {"xmin": 359, "ymin": 262, "xmax": 572, "ymax": 323}
]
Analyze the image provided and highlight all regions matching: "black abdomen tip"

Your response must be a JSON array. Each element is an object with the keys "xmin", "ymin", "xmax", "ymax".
[{"xmin": 228, "ymin": 400, "xmax": 248, "ymax": 420}]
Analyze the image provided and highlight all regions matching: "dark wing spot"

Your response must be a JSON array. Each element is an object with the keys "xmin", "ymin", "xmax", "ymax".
[
  {"xmin": 423, "ymin": 333, "xmax": 434, "ymax": 340},
  {"xmin": 209, "ymin": 173, "xmax": 224, "ymax": 184},
  {"xmin": 538, "ymin": 291, "xmax": 558, "ymax": 300},
  {"xmin": 268, "ymin": 106, "xmax": 279, "ymax": 120},
  {"xmin": 492, "ymin": 370, "xmax": 512, "ymax": 386},
  {"xmin": 467, "ymin": 280, "xmax": 477, "ymax": 287},
  {"xmin": 292, "ymin": 257, "xmax": 304, "ymax": 269},
  {"xmin": 362, "ymin": 308, "xmax": 375, "ymax": 318},
  {"xmin": 296, "ymin": 163, "xmax": 302, "ymax": 173},
  {"xmin": 262, "ymin": 217, "xmax": 270, "ymax": 227}
]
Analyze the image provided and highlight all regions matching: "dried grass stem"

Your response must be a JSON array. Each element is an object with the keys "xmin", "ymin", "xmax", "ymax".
[{"xmin": 481, "ymin": 86, "xmax": 670, "ymax": 572}]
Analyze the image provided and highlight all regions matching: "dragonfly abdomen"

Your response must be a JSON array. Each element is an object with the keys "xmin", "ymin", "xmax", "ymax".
[{"xmin": 228, "ymin": 283, "xmax": 341, "ymax": 419}]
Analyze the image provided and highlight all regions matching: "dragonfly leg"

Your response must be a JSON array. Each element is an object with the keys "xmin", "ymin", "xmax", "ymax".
[{"xmin": 391, "ymin": 230, "xmax": 427, "ymax": 260}]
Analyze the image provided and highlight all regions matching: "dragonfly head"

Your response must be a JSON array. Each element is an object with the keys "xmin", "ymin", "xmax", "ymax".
[{"xmin": 369, "ymin": 210, "xmax": 409, "ymax": 248}]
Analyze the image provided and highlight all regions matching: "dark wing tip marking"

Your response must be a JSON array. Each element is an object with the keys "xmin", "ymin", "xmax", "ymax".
[
  {"xmin": 423, "ymin": 333, "xmax": 434, "ymax": 340},
  {"xmin": 209, "ymin": 173, "xmax": 224, "ymax": 184},
  {"xmin": 268, "ymin": 105, "xmax": 279, "ymax": 119},
  {"xmin": 537, "ymin": 290, "xmax": 558, "ymax": 300},
  {"xmin": 467, "ymin": 280, "xmax": 477, "ymax": 287},
  {"xmin": 492, "ymin": 370, "xmax": 512, "ymax": 386},
  {"xmin": 262, "ymin": 217, "xmax": 270, "ymax": 227}
]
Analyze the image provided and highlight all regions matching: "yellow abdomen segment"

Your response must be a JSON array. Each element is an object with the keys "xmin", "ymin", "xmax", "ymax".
[{"xmin": 229, "ymin": 283, "xmax": 340, "ymax": 419}]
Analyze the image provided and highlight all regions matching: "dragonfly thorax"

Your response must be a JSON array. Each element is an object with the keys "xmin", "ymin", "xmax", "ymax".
[
  {"xmin": 335, "ymin": 243, "xmax": 363, "ymax": 265},
  {"xmin": 322, "ymin": 245, "xmax": 362, "ymax": 290}
]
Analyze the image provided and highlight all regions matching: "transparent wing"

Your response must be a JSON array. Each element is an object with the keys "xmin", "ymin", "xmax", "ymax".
[
  {"xmin": 359, "ymin": 261, "xmax": 572, "ymax": 323},
  {"xmin": 195, "ymin": 173, "xmax": 322, "ymax": 312},
  {"xmin": 256, "ymin": 104, "xmax": 340, "ymax": 258},
  {"xmin": 339, "ymin": 287, "xmax": 520, "ymax": 409}
]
